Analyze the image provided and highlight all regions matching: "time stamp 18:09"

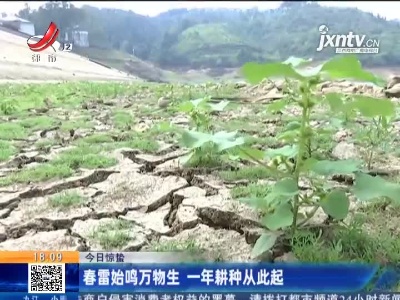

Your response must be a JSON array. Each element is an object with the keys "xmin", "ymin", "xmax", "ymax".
[{"xmin": 27, "ymin": 22, "xmax": 73, "ymax": 63}]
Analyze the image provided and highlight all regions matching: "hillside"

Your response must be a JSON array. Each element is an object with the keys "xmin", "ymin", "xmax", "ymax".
[
  {"xmin": 0, "ymin": 27, "xmax": 134, "ymax": 82},
  {"xmin": 18, "ymin": 2, "xmax": 400, "ymax": 70}
]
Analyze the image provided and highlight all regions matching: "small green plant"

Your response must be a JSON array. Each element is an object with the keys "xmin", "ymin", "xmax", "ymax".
[
  {"xmin": 178, "ymin": 97, "xmax": 233, "ymax": 166},
  {"xmin": 354, "ymin": 113, "xmax": 394, "ymax": 170},
  {"xmin": 179, "ymin": 96, "xmax": 229, "ymax": 131},
  {"xmin": 239, "ymin": 56, "xmax": 400, "ymax": 258},
  {"xmin": 0, "ymin": 99, "xmax": 18, "ymax": 115},
  {"xmin": 326, "ymin": 91, "xmax": 395, "ymax": 170},
  {"xmin": 48, "ymin": 191, "xmax": 87, "ymax": 209},
  {"xmin": 91, "ymin": 220, "xmax": 133, "ymax": 250},
  {"xmin": 186, "ymin": 55, "xmax": 400, "ymax": 259}
]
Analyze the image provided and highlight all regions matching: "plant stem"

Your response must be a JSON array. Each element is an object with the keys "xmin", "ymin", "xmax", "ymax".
[
  {"xmin": 291, "ymin": 93, "xmax": 310, "ymax": 235},
  {"xmin": 297, "ymin": 205, "xmax": 320, "ymax": 227}
]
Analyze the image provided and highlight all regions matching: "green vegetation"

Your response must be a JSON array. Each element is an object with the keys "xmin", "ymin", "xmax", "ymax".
[
  {"xmin": 0, "ymin": 55, "xmax": 399, "ymax": 268},
  {"xmin": 18, "ymin": 1, "xmax": 400, "ymax": 70},
  {"xmin": 48, "ymin": 191, "xmax": 88, "ymax": 209},
  {"xmin": 91, "ymin": 220, "xmax": 133, "ymax": 250},
  {"xmin": 173, "ymin": 55, "xmax": 400, "ymax": 264}
]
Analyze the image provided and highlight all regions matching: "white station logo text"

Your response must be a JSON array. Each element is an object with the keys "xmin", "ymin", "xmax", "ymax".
[{"xmin": 316, "ymin": 25, "xmax": 379, "ymax": 54}]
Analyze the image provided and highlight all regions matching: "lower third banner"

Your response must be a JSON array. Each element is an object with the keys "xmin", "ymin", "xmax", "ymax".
[{"xmin": 79, "ymin": 263, "xmax": 382, "ymax": 292}]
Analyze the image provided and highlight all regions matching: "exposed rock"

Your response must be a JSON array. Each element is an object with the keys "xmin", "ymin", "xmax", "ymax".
[
  {"xmin": 121, "ymin": 203, "xmax": 171, "ymax": 234},
  {"xmin": 174, "ymin": 186, "xmax": 207, "ymax": 199},
  {"xmin": 386, "ymin": 75, "xmax": 400, "ymax": 89},
  {"xmin": 385, "ymin": 83, "xmax": 400, "ymax": 98},
  {"xmin": 0, "ymin": 229, "xmax": 81, "ymax": 250},
  {"xmin": 158, "ymin": 97, "xmax": 171, "ymax": 108},
  {"xmin": 90, "ymin": 172, "xmax": 188, "ymax": 213},
  {"xmin": 244, "ymin": 79, "xmax": 385, "ymax": 100},
  {"xmin": 333, "ymin": 129, "xmax": 352, "ymax": 142},
  {"xmin": 264, "ymin": 88, "xmax": 284, "ymax": 100},
  {"xmin": 71, "ymin": 218, "xmax": 150, "ymax": 251},
  {"xmin": 331, "ymin": 142, "xmax": 359, "ymax": 160},
  {"xmin": 176, "ymin": 194, "xmax": 260, "ymax": 232},
  {"xmin": 157, "ymin": 224, "xmax": 253, "ymax": 262},
  {"xmin": 274, "ymin": 252, "xmax": 299, "ymax": 263}
]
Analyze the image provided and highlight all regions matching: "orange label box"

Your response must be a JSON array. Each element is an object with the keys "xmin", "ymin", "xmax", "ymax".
[{"xmin": 0, "ymin": 251, "xmax": 79, "ymax": 263}]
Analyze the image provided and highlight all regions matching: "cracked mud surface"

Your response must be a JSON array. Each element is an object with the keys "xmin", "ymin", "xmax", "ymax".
[
  {"xmin": 0, "ymin": 148, "xmax": 263, "ymax": 260},
  {"xmin": 1, "ymin": 79, "xmax": 400, "ymax": 263}
]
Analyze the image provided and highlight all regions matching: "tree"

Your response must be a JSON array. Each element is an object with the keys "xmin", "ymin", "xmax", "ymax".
[{"xmin": 18, "ymin": 1, "xmax": 86, "ymax": 41}]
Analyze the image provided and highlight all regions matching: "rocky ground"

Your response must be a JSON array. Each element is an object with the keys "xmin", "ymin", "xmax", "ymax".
[{"xmin": 0, "ymin": 79, "xmax": 399, "ymax": 265}]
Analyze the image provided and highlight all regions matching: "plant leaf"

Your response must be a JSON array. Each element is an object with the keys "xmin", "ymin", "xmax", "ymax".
[
  {"xmin": 283, "ymin": 57, "xmax": 312, "ymax": 68},
  {"xmin": 271, "ymin": 178, "xmax": 299, "ymax": 196},
  {"xmin": 178, "ymin": 101, "xmax": 194, "ymax": 113},
  {"xmin": 212, "ymin": 131, "xmax": 245, "ymax": 151},
  {"xmin": 310, "ymin": 159, "xmax": 362, "ymax": 176},
  {"xmin": 320, "ymin": 56, "xmax": 385, "ymax": 86},
  {"xmin": 262, "ymin": 203, "xmax": 294, "ymax": 230},
  {"xmin": 241, "ymin": 62, "xmax": 304, "ymax": 84},
  {"xmin": 348, "ymin": 96, "xmax": 395, "ymax": 118},
  {"xmin": 251, "ymin": 232, "xmax": 278, "ymax": 258},
  {"xmin": 239, "ymin": 196, "xmax": 269, "ymax": 211},
  {"xmin": 285, "ymin": 121, "xmax": 302, "ymax": 131},
  {"xmin": 208, "ymin": 100, "xmax": 230, "ymax": 112},
  {"xmin": 266, "ymin": 99, "xmax": 289, "ymax": 113},
  {"xmin": 191, "ymin": 97, "xmax": 208, "ymax": 108},
  {"xmin": 353, "ymin": 173, "xmax": 400, "ymax": 203},
  {"xmin": 212, "ymin": 130, "xmax": 238, "ymax": 140},
  {"xmin": 265, "ymin": 145, "xmax": 298, "ymax": 159},
  {"xmin": 179, "ymin": 152, "xmax": 194, "ymax": 165},
  {"xmin": 325, "ymin": 93, "xmax": 344, "ymax": 112},
  {"xmin": 181, "ymin": 130, "xmax": 212, "ymax": 148},
  {"xmin": 321, "ymin": 189, "xmax": 350, "ymax": 220},
  {"xmin": 237, "ymin": 147, "xmax": 265, "ymax": 161},
  {"xmin": 295, "ymin": 65, "xmax": 324, "ymax": 77}
]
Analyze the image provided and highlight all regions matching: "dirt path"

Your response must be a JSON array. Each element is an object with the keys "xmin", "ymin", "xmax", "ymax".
[{"xmin": 0, "ymin": 29, "xmax": 138, "ymax": 82}]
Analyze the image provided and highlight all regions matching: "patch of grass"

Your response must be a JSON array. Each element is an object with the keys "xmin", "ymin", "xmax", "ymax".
[
  {"xmin": 149, "ymin": 239, "xmax": 208, "ymax": 262},
  {"xmin": 138, "ymin": 106, "xmax": 157, "ymax": 116},
  {"xmin": 146, "ymin": 123, "xmax": 182, "ymax": 143},
  {"xmin": 150, "ymin": 239, "xmax": 199, "ymax": 252},
  {"xmin": 0, "ymin": 123, "xmax": 27, "ymax": 140},
  {"xmin": 92, "ymin": 219, "xmax": 133, "ymax": 250},
  {"xmin": 186, "ymin": 153, "xmax": 224, "ymax": 168},
  {"xmin": 35, "ymin": 139, "xmax": 58, "ymax": 151},
  {"xmin": 244, "ymin": 136, "xmax": 279, "ymax": 148},
  {"xmin": 76, "ymin": 131, "xmax": 160, "ymax": 153},
  {"xmin": 53, "ymin": 146, "xmax": 117, "ymax": 169},
  {"xmin": 291, "ymin": 218, "xmax": 400, "ymax": 263},
  {"xmin": 105, "ymin": 131, "xmax": 161, "ymax": 153},
  {"xmin": 0, "ymin": 163, "xmax": 73, "ymax": 186},
  {"xmin": 0, "ymin": 141, "xmax": 16, "ymax": 161},
  {"xmin": 118, "ymin": 139, "xmax": 160, "ymax": 153},
  {"xmin": 185, "ymin": 145, "xmax": 226, "ymax": 168},
  {"xmin": 78, "ymin": 134, "xmax": 114, "ymax": 144},
  {"xmin": 48, "ymin": 191, "xmax": 87, "ymax": 209},
  {"xmin": 219, "ymin": 166, "xmax": 277, "ymax": 182},
  {"xmin": 18, "ymin": 116, "xmax": 57, "ymax": 131},
  {"xmin": 230, "ymin": 183, "xmax": 270, "ymax": 199},
  {"xmin": 112, "ymin": 110, "xmax": 134, "ymax": 130},
  {"xmin": 60, "ymin": 117, "xmax": 93, "ymax": 131},
  {"xmin": 219, "ymin": 118, "xmax": 260, "ymax": 133}
]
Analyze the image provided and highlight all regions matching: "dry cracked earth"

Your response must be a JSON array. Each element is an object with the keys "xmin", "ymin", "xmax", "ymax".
[{"xmin": 0, "ymin": 79, "xmax": 400, "ymax": 263}]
